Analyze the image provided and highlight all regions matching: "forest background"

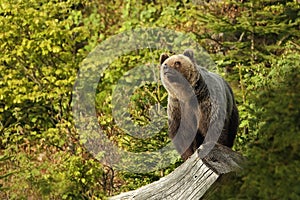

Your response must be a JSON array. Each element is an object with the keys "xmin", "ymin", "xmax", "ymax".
[{"xmin": 0, "ymin": 0, "xmax": 299, "ymax": 199}]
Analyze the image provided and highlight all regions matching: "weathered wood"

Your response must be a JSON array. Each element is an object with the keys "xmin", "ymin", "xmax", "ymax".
[{"xmin": 109, "ymin": 143, "xmax": 244, "ymax": 200}]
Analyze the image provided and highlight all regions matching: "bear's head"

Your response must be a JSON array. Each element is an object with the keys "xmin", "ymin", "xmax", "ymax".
[{"xmin": 160, "ymin": 49, "xmax": 201, "ymax": 99}]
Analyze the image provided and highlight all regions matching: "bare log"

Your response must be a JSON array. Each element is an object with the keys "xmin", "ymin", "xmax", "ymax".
[{"xmin": 110, "ymin": 143, "xmax": 244, "ymax": 200}]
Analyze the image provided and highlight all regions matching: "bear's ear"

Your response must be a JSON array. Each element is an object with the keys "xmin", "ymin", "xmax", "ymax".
[
  {"xmin": 183, "ymin": 49, "xmax": 195, "ymax": 63},
  {"xmin": 160, "ymin": 53, "xmax": 169, "ymax": 65}
]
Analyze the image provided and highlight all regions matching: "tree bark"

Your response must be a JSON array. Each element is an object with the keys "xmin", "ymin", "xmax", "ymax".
[{"xmin": 110, "ymin": 142, "xmax": 244, "ymax": 200}]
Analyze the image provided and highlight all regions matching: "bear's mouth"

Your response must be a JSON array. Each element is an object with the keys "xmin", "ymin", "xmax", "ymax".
[
  {"xmin": 162, "ymin": 66, "xmax": 187, "ymax": 84},
  {"xmin": 164, "ymin": 71, "xmax": 179, "ymax": 82},
  {"xmin": 163, "ymin": 67, "xmax": 177, "ymax": 78}
]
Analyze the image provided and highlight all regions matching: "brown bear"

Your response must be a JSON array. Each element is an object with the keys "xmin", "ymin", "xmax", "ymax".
[{"xmin": 160, "ymin": 49, "xmax": 239, "ymax": 161}]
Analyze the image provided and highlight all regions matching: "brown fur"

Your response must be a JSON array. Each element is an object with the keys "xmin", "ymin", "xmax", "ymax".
[{"xmin": 160, "ymin": 49, "xmax": 239, "ymax": 161}]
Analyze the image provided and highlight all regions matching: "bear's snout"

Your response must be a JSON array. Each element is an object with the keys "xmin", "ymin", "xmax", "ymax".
[
  {"xmin": 162, "ymin": 64, "xmax": 178, "ymax": 78},
  {"xmin": 162, "ymin": 65, "xmax": 186, "ymax": 85},
  {"xmin": 162, "ymin": 63, "xmax": 168, "ymax": 71},
  {"xmin": 162, "ymin": 63, "xmax": 171, "ymax": 74}
]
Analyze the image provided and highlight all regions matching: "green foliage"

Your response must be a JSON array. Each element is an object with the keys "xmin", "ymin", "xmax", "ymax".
[
  {"xmin": 95, "ymin": 50, "xmax": 169, "ymax": 152},
  {"xmin": 208, "ymin": 45, "xmax": 300, "ymax": 200},
  {"xmin": 243, "ymin": 48, "xmax": 300, "ymax": 199},
  {"xmin": 1, "ymin": 0, "xmax": 299, "ymax": 199},
  {"xmin": 0, "ymin": 0, "xmax": 119, "ymax": 198}
]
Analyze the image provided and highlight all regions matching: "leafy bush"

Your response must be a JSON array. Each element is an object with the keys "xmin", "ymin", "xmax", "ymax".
[
  {"xmin": 208, "ymin": 45, "xmax": 300, "ymax": 199},
  {"xmin": 0, "ymin": 0, "xmax": 118, "ymax": 198}
]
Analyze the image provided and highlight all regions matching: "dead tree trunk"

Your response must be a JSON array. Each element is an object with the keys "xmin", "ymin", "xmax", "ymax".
[{"xmin": 110, "ymin": 142, "xmax": 244, "ymax": 200}]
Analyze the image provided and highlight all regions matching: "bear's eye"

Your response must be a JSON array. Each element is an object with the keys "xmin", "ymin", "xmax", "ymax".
[{"xmin": 174, "ymin": 61, "xmax": 181, "ymax": 66}]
